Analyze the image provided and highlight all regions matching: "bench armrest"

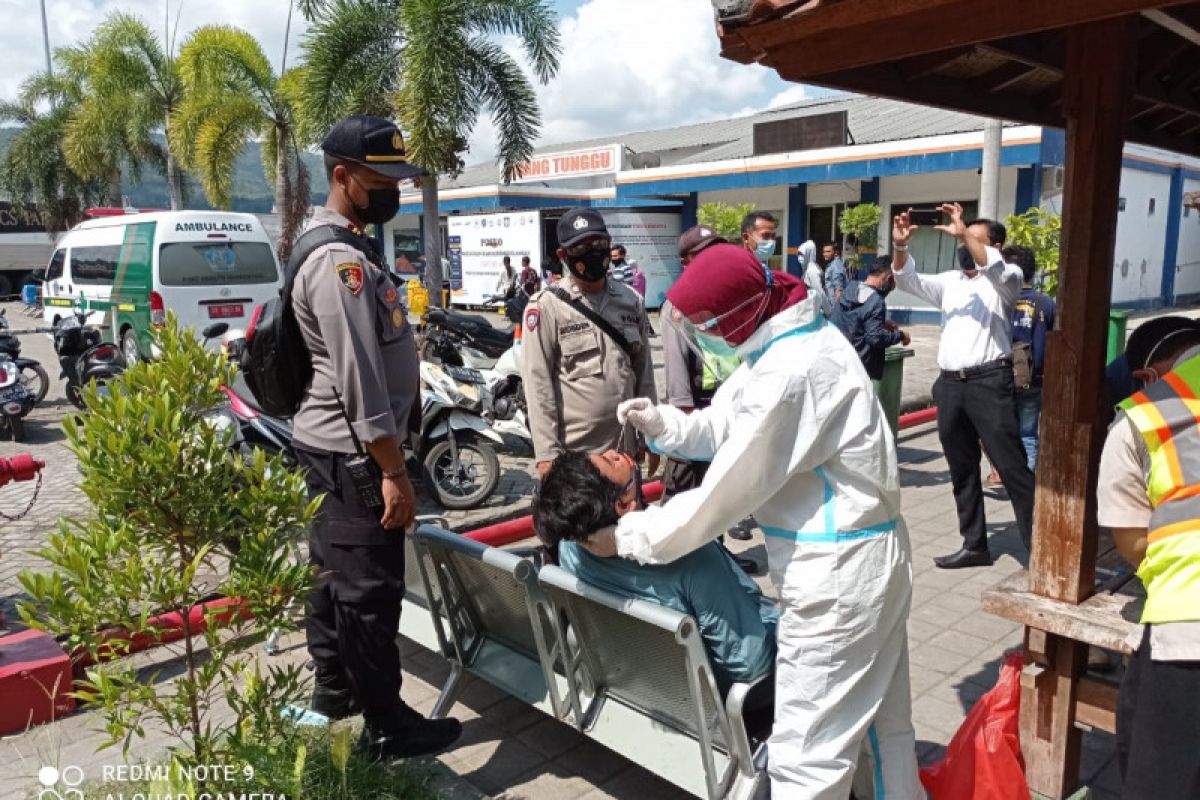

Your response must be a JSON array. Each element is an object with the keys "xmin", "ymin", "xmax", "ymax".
[{"xmin": 725, "ymin": 674, "xmax": 772, "ymax": 779}]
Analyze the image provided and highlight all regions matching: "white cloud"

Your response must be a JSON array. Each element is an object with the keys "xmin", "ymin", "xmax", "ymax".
[
  {"xmin": 768, "ymin": 84, "xmax": 811, "ymax": 109},
  {"xmin": 464, "ymin": 0, "xmax": 785, "ymax": 163},
  {"xmin": 0, "ymin": 0, "xmax": 306, "ymax": 102}
]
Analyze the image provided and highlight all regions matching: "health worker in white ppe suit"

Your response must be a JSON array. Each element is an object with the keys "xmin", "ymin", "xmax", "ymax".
[{"xmin": 582, "ymin": 243, "xmax": 922, "ymax": 799}]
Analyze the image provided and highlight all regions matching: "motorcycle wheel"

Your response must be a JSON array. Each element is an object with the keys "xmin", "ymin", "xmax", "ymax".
[
  {"xmin": 7, "ymin": 415, "xmax": 24, "ymax": 442},
  {"xmin": 19, "ymin": 363, "xmax": 49, "ymax": 404},
  {"xmin": 422, "ymin": 434, "xmax": 500, "ymax": 510}
]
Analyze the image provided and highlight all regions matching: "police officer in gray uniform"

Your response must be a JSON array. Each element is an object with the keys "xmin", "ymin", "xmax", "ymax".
[
  {"xmin": 292, "ymin": 115, "xmax": 461, "ymax": 759},
  {"xmin": 522, "ymin": 209, "xmax": 657, "ymax": 480}
]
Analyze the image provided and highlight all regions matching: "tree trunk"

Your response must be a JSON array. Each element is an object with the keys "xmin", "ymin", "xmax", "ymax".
[
  {"xmin": 422, "ymin": 174, "xmax": 444, "ymax": 308},
  {"xmin": 274, "ymin": 125, "xmax": 288, "ymax": 216},
  {"xmin": 106, "ymin": 169, "xmax": 122, "ymax": 208},
  {"xmin": 164, "ymin": 111, "xmax": 183, "ymax": 211}
]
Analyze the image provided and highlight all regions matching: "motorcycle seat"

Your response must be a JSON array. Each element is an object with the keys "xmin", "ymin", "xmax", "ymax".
[
  {"xmin": 430, "ymin": 308, "xmax": 514, "ymax": 344},
  {"xmin": 230, "ymin": 373, "xmax": 267, "ymax": 416}
]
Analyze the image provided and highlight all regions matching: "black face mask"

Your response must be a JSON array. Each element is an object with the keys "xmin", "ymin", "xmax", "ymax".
[
  {"xmin": 956, "ymin": 245, "xmax": 977, "ymax": 272},
  {"xmin": 571, "ymin": 251, "xmax": 611, "ymax": 282},
  {"xmin": 611, "ymin": 257, "xmax": 625, "ymax": 267},
  {"xmin": 353, "ymin": 187, "xmax": 401, "ymax": 225}
]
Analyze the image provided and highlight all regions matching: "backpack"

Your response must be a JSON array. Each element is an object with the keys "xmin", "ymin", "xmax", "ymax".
[{"xmin": 241, "ymin": 225, "xmax": 380, "ymax": 418}]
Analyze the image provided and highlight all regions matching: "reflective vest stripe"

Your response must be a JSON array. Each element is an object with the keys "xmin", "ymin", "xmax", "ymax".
[{"xmin": 1149, "ymin": 518, "xmax": 1200, "ymax": 545}]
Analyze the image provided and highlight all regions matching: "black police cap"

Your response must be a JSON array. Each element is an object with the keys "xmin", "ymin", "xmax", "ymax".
[
  {"xmin": 557, "ymin": 208, "xmax": 609, "ymax": 248},
  {"xmin": 321, "ymin": 114, "xmax": 424, "ymax": 180}
]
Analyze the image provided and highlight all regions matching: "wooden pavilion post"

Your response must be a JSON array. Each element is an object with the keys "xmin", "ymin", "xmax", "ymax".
[{"xmin": 1021, "ymin": 16, "xmax": 1137, "ymax": 798}]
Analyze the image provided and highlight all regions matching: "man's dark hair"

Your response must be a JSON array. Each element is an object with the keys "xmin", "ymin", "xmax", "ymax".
[
  {"xmin": 1125, "ymin": 317, "xmax": 1200, "ymax": 372},
  {"xmin": 740, "ymin": 211, "xmax": 777, "ymax": 235},
  {"xmin": 966, "ymin": 218, "xmax": 1007, "ymax": 247},
  {"xmin": 502, "ymin": 255, "xmax": 511, "ymax": 265},
  {"xmin": 1002, "ymin": 245, "xmax": 1037, "ymax": 284},
  {"xmin": 612, "ymin": 244, "xmax": 627, "ymax": 257},
  {"xmin": 324, "ymin": 153, "xmax": 350, "ymax": 182},
  {"xmin": 533, "ymin": 452, "xmax": 623, "ymax": 549},
  {"xmin": 867, "ymin": 254, "xmax": 893, "ymax": 276},
  {"xmin": 825, "ymin": 241, "xmax": 842, "ymax": 253},
  {"xmin": 522, "ymin": 255, "xmax": 531, "ymax": 265}
]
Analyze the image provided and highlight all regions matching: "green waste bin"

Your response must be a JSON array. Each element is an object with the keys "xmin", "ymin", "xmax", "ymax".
[
  {"xmin": 1108, "ymin": 310, "xmax": 1129, "ymax": 363},
  {"xmin": 874, "ymin": 347, "xmax": 914, "ymax": 438}
]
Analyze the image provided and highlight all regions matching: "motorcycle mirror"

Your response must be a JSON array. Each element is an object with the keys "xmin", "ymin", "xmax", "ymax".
[{"xmin": 202, "ymin": 322, "xmax": 230, "ymax": 341}]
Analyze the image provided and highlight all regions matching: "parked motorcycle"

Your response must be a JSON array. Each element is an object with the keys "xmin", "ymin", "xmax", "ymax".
[
  {"xmin": 442, "ymin": 346, "xmax": 532, "ymax": 451},
  {"xmin": 420, "ymin": 297, "xmax": 515, "ymax": 370},
  {"xmin": 0, "ymin": 355, "xmax": 35, "ymax": 441},
  {"xmin": 203, "ymin": 323, "xmax": 502, "ymax": 510},
  {"xmin": 53, "ymin": 311, "xmax": 125, "ymax": 409},
  {"xmin": 0, "ymin": 309, "xmax": 50, "ymax": 404},
  {"xmin": 418, "ymin": 360, "xmax": 503, "ymax": 509}
]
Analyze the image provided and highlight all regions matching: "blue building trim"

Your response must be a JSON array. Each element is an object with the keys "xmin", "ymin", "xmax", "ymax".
[
  {"xmin": 616, "ymin": 142, "xmax": 1042, "ymax": 200},
  {"xmin": 787, "ymin": 184, "xmax": 807, "ymax": 277},
  {"xmin": 1039, "ymin": 128, "xmax": 1066, "ymax": 167},
  {"xmin": 1161, "ymin": 167, "xmax": 1185, "ymax": 305},
  {"xmin": 1014, "ymin": 167, "xmax": 1038, "ymax": 214},
  {"xmin": 860, "ymin": 177, "xmax": 880, "ymax": 205},
  {"xmin": 398, "ymin": 193, "xmax": 680, "ymax": 215},
  {"xmin": 681, "ymin": 192, "xmax": 698, "ymax": 231}
]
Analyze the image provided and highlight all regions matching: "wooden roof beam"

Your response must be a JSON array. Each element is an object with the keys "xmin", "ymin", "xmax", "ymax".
[
  {"xmin": 896, "ymin": 47, "xmax": 974, "ymax": 81},
  {"xmin": 1143, "ymin": 8, "xmax": 1200, "ymax": 46},
  {"xmin": 735, "ymin": 0, "xmax": 1197, "ymax": 78},
  {"xmin": 972, "ymin": 61, "xmax": 1038, "ymax": 94},
  {"xmin": 1155, "ymin": 109, "xmax": 1196, "ymax": 130}
]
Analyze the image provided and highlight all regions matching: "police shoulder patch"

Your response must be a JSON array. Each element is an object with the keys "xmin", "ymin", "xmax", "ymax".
[
  {"xmin": 525, "ymin": 307, "xmax": 540, "ymax": 332},
  {"xmin": 335, "ymin": 262, "xmax": 365, "ymax": 295}
]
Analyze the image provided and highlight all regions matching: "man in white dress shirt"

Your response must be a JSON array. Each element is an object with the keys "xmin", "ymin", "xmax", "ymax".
[{"xmin": 892, "ymin": 204, "xmax": 1035, "ymax": 569}]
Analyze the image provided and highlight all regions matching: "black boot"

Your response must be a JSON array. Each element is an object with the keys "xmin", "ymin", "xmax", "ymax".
[
  {"xmin": 933, "ymin": 548, "xmax": 993, "ymax": 569},
  {"xmin": 356, "ymin": 708, "xmax": 463, "ymax": 760},
  {"xmin": 310, "ymin": 673, "xmax": 360, "ymax": 720}
]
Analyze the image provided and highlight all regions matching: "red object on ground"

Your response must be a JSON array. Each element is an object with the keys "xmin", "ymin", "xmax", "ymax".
[
  {"xmin": 898, "ymin": 407, "xmax": 938, "ymax": 430},
  {"xmin": 0, "ymin": 454, "xmax": 44, "ymax": 487},
  {"xmin": 0, "ymin": 629, "xmax": 76, "ymax": 734},
  {"xmin": 919, "ymin": 651, "xmax": 1029, "ymax": 800},
  {"xmin": 465, "ymin": 480, "xmax": 665, "ymax": 548},
  {"xmin": 71, "ymin": 597, "xmax": 250, "ymax": 671}
]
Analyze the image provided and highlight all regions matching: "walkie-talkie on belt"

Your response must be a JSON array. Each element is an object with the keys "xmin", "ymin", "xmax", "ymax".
[{"xmin": 333, "ymin": 389, "xmax": 385, "ymax": 513}]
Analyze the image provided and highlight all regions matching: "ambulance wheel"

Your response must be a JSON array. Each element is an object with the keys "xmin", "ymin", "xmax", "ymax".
[{"xmin": 121, "ymin": 330, "xmax": 141, "ymax": 364}]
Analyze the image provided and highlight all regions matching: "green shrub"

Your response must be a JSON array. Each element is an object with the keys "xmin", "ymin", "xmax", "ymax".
[
  {"xmin": 838, "ymin": 203, "xmax": 882, "ymax": 272},
  {"xmin": 18, "ymin": 314, "xmax": 317, "ymax": 774},
  {"xmin": 1004, "ymin": 207, "xmax": 1061, "ymax": 296},
  {"xmin": 698, "ymin": 201, "xmax": 757, "ymax": 242}
]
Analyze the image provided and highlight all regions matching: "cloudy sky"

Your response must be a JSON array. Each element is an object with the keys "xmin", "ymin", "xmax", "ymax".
[{"xmin": 3, "ymin": 0, "xmax": 828, "ymax": 164}]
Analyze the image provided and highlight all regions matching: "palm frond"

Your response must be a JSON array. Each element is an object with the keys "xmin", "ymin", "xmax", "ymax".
[
  {"xmin": 464, "ymin": 0, "xmax": 561, "ymax": 84},
  {"xmin": 190, "ymin": 96, "xmax": 264, "ymax": 208},
  {"xmin": 462, "ymin": 38, "xmax": 540, "ymax": 180},
  {"xmin": 299, "ymin": 0, "xmax": 403, "ymax": 134},
  {"xmin": 177, "ymin": 25, "xmax": 277, "ymax": 111}
]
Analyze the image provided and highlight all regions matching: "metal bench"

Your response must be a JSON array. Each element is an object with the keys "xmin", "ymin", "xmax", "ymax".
[{"xmin": 400, "ymin": 524, "xmax": 767, "ymax": 800}]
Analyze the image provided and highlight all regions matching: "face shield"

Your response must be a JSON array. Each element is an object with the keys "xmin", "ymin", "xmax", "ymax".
[{"xmin": 666, "ymin": 290, "xmax": 769, "ymax": 362}]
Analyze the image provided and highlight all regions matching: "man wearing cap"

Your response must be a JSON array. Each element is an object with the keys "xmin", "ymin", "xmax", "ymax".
[
  {"xmin": 1096, "ymin": 316, "xmax": 1200, "ymax": 799},
  {"xmin": 522, "ymin": 209, "xmax": 657, "ymax": 482},
  {"xmin": 292, "ymin": 114, "xmax": 462, "ymax": 760}
]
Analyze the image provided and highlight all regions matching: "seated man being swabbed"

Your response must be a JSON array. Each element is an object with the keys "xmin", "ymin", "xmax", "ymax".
[{"xmin": 532, "ymin": 448, "xmax": 779, "ymax": 704}]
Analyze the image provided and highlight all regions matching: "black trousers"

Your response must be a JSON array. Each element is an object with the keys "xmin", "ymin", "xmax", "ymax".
[
  {"xmin": 1117, "ymin": 627, "xmax": 1200, "ymax": 798},
  {"xmin": 297, "ymin": 448, "xmax": 408, "ymax": 727},
  {"xmin": 662, "ymin": 457, "xmax": 709, "ymax": 498},
  {"xmin": 932, "ymin": 364, "xmax": 1035, "ymax": 551}
]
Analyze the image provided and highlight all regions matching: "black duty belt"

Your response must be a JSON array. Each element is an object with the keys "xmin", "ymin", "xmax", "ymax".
[{"xmin": 940, "ymin": 357, "xmax": 1013, "ymax": 381}]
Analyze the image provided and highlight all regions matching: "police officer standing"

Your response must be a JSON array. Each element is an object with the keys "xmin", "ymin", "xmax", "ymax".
[
  {"xmin": 523, "ymin": 209, "xmax": 657, "ymax": 480},
  {"xmin": 292, "ymin": 115, "xmax": 461, "ymax": 759}
]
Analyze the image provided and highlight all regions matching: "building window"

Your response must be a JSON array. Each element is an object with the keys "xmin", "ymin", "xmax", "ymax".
[
  {"xmin": 1148, "ymin": 197, "xmax": 1156, "ymax": 215},
  {"xmin": 1118, "ymin": 197, "xmax": 1127, "ymax": 212},
  {"xmin": 807, "ymin": 204, "xmax": 847, "ymax": 249}
]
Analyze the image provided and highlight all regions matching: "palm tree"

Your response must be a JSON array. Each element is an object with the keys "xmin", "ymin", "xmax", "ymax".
[
  {"xmin": 85, "ymin": 12, "xmax": 186, "ymax": 209},
  {"xmin": 0, "ymin": 70, "xmax": 104, "ymax": 234},
  {"xmin": 171, "ymin": 25, "xmax": 311, "ymax": 261},
  {"xmin": 59, "ymin": 43, "xmax": 166, "ymax": 207},
  {"xmin": 299, "ymin": 0, "xmax": 561, "ymax": 304}
]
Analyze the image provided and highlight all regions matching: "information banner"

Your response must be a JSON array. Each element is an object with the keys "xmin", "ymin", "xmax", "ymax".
[
  {"xmin": 446, "ymin": 211, "xmax": 542, "ymax": 306},
  {"xmin": 597, "ymin": 211, "xmax": 682, "ymax": 309}
]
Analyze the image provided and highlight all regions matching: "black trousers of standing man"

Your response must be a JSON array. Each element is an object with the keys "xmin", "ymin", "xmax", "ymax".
[
  {"xmin": 932, "ymin": 360, "xmax": 1035, "ymax": 552},
  {"xmin": 297, "ymin": 447, "xmax": 409, "ymax": 728}
]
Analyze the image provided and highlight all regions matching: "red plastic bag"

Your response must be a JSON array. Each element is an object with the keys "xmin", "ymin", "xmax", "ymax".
[{"xmin": 919, "ymin": 651, "xmax": 1030, "ymax": 800}]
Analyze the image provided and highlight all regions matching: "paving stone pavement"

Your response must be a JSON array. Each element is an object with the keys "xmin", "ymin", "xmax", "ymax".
[{"xmin": 4, "ymin": 298, "xmax": 1176, "ymax": 798}]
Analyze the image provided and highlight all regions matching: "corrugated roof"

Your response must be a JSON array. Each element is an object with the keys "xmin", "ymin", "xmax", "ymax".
[{"xmin": 447, "ymin": 93, "xmax": 1017, "ymax": 189}]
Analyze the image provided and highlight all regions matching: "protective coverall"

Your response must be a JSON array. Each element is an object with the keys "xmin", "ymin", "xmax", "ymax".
[
  {"xmin": 798, "ymin": 240, "xmax": 831, "ymax": 316},
  {"xmin": 615, "ymin": 294, "xmax": 922, "ymax": 799}
]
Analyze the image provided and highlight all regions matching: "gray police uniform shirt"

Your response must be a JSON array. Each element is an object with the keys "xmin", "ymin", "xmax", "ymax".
[
  {"xmin": 290, "ymin": 206, "xmax": 419, "ymax": 454},
  {"xmin": 521, "ymin": 273, "xmax": 656, "ymax": 464}
]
